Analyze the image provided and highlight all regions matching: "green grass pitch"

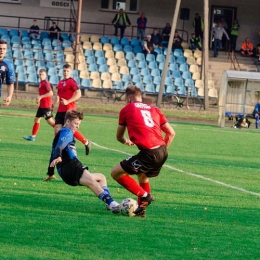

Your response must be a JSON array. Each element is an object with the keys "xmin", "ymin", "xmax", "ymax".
[{"xmin": 0, "ymin": 107, "xmax": 259, "ymax": 260}]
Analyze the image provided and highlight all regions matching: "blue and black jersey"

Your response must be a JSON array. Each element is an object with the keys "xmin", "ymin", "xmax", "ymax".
[
  {"xmin": 0, "ymin": 58, "xmax": 15, "ymax": 98},
  {"xmin": 47, "ymin": 127, "xmax": 78, "ymax": 176}
]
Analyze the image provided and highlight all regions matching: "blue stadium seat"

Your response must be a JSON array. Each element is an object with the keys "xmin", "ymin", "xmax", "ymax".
[
  {"xmin": 27, "ymin": 73, "xmax": 38, "ymax": 84},
  {"xmin": 98, "ymin": 64, "xmax": 108, "ymax": 73},
  {"xmin": 130, "ymin": 67, "xmax": 139, "ymax": 77},
  {"xmin": 153, "ymin": 75, "xmax": 162, "ymax": 86},
  {"xmin": 0, "ymin": 28, "xmax": 8, "ymax": 36},
  {"xmin": 174, "ymin": 77, "xmax": 184, "ymax": 89},
  {"xmin": 151, "ymin": 68, "xmax": 161, "ymax": 78},
  {"xmin": 46, "ymin": 61, "xmax": 56, "ymax": 68},
  {"xmin": 84, "ymin": 49, "xmax": 94, "ymax": 57},
  {"xmin": 26, "ymin": 66, "xmax": 37, "ymax": 75},
  {"xmin": 127, "ymin": 59, "xmax": 137, "ymax": 68},
  {"xmin": 137, "ymin": 60, "xmax": 147, "ymax": 70},
  {"xmin": 182, "ymin": 71, "xmax": 192, "ymax": 80},
  {"xmin": 61, "ymin": 33, "xmax": 69, "ymax": 41},
  {"xmin": 12, "ymin": 50, "xmax": 23, "ymax": 59},
  {"xmin": 120, "ymin": 37, "xmax": 130, "ymax": 46},
  {"xmin": 176, "ymin": 56, "xmax": 186, "ymax": 65},
  {"xmin": 140, "ymin": 68, "xmax": 150, "ymax": 78},
  {"xmin": 148, "ymin": 61, "xmax": 158, "ymax": 70},
  {"xmin": 171, "ymin": 70, "xmax": 181, "ymax": 79},
  {"xmin": 125, "ymin": 51, "xmax": 135, "ymax": 61},
  {"xmin": 81, "ymin": 78, "xmax": 91, "ymax": 89},
  {"xmin": 86, "ymin": 56, "xmax": 96, "ymax": 65},
  {"xmin": 184, "ymin": 78, "xmax": 195, "ymax": 88},
  {"xmin": 25, "ymin": 59, "xmax": 34, "ymax": 67},
  {"xmin": 94, "ymin": 50, "xmax": 105, "ymax": 59},
  {"xmin": 130, "ymin": 38, "xmax": 139, "ymax": 47},
  {"xmin": 49, "ymin": 75, "xmax": 59, "ymax": 86},
  {"xmin": 100, "ymin": 35, "xmax": 110, "ymax": 44},
  {"xmin": 135, "ymin": 52, "xmax": 145, "ymax": 62},
  {"xmin": 135, "ymin": 82, "xmax": 144, "ymax": 91},
  {"xmin": 154, "ymin": 47, "xmax": 163, "ymax": 55},
  {"xmin": 40, "ymin": 31, "xmax": 49, "ymax": 40},
  {"xmin": 156, "ymin": 54, "xmax": 165, "ymax": 63},
  {"xmin": 132, "ymin": 74, "xmax": 142, "ymax": 84},
  {"xmin": 173, "ymin": 48, "xmax": 183, "ymax": 57},
  {"xmin": 110, "ymin": 36, "xmax": 119, "ymax": 46},
  {"xmin": 88, "ymin": 63, "xmax": 98, "ymax": 72},
  {"xmin": 47, "ymin": 67, "xmax": 57, "ymax": 76},
  {"xmin": 123, "ymin": 45, "xmax": 132, "ymax": 53},
  {"xmin": 164, "ymin": 77, "xmax": 174, "ymax": 88},
  {"xmin": 21, "ymin": 30, "xmax": 29, "ymax": 38},
  {"xmin": 143, "ymin": 75, "xmax": 153, "ymax": 85},
  {"xmin": 146, "ymin": 53, "xmax": 155, "ymax": 62},
  {"xmin": 113, "ymin": 44, "xmax": 123, "ymax": 52},
  {"xmin": 17, "ymin": 72, "xmax": 27, "ymax": 84},
  {"xmin": 9, "ymin": 29, "xmax": 19, "ymax": 37},
  {"xmin": 144, "ymin": 83, "xmax": 155, "ymax": 93},
  {"xmin": 133, "ymin": 45, "xmax": 142, "ymax": 54},
  {"xmin": 179, "ymin": 63, "xmax": 189, "ymax": 73}
]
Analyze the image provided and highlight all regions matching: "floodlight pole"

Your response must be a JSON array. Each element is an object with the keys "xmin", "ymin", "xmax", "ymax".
[
  {"xmin": 156, "ymin": 0, "xmax": 182, "ymax": 108},
  {"xmin": 74, "ymin": 0, "xmax": 83, "ymax": 69},
  {"xmin": 203, "ymin": 0, "xmax": 209, "ymax": 110}
]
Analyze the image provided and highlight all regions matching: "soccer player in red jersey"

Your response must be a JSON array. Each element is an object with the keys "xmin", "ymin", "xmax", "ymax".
[
  {"xmin": 23, "ymin": 69, "xmax": 55, "ymax": 141},
  {"xmin": 54, "ymin": 63, "xmax": 91, "ymax": 155},
  {"xmin": 111, "ymin": 86, "xmax": 175, "ymax": 217}
]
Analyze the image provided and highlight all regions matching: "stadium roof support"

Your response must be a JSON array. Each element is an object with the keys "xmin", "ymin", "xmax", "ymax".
[{"xmin": 156, "ymin": 0, "xmax": 182, "ymax": 108}]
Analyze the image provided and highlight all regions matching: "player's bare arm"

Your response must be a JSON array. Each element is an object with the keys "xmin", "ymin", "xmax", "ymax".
[
  {"xmin": 161, "ymin": 122, "xmax": 175, "ymax": 147},
  {"xmin": 50, "ymin": 156, "xmax": 62, "ymax": 167},
  {"xmin": 61, "ymin": 89, "xmax": 81, "ymax": 105},
  {"xmin": 3, "ymin": 83, "xmax": 14, "ymax": 106},
  {"xmin": 36, "ymin": 90, "xmax": 53, "ymax": 103},
  {"xmin": 116, "ymin": 125, "xmax": 134, "ymax": 146}
]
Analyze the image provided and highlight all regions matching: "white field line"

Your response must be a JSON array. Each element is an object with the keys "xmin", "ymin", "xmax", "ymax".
[{"xmin": 92, "ymin": 141, "xmax": 260, "ymax": 198}]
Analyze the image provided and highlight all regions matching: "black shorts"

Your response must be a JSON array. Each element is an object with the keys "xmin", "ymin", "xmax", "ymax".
[
  {"xmin": 58, "ymin": 159, "xmax": 88, "ymax": 186},
  {"xmin": 120, "ymin": 145, "xmax": 168, "ymax": 178},
  {"xmin": 55, "ymin": 112, "xmax": 66, "ymax": 125},
  {"xmin": 36, "ymin": 107, "xmax": 53, "ymax": 120}
]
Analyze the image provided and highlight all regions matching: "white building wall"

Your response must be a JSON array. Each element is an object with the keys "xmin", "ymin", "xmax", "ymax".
[{"xmin": 0, "ymin": 0, "xmax": 259, "ymax": 46}]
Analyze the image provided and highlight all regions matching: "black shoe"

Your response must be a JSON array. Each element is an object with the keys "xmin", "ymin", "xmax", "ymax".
[
  {"xmin": 134, "ymin": 194, "xmax": 154, "ymax": 216},
  {"xmin": 85, "ymin": 141, "xmax": 91, "ymax": 155}
]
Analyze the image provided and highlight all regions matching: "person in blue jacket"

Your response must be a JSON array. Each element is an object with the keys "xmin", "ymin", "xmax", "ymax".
[
  {"xmin": 0, "ymin": 39, "xmax": 15, "ymax": 106},
  {"xmin": 44, "ymin": 110, "xmax": 120, "ymax": 213}
]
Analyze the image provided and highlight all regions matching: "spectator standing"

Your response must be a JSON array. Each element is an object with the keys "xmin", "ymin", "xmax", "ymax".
[
  {"xmin": 23, "ymin": 69, "xmax": 55, "ymax": 141},
  {"xmin": 240, "ymin": 37, "xmax": 254, "ymax": 57},
  {"xmin": 0, "ymin": 39, "xmax": 14, "ymax": 106},
  {"xmin": 137, "ymin": 12, "xmax": 147, "ymax": 41},
  {"xmin": 193, "ymin": 13, "xmax": 204, "ymax": 41},
  {"xmin": 44, "ymin": 110, "xmax": 120, "ymax": 213},
  {"xmin": 190, "ymin": 33, "xmax": 202, "ymax": 51},
  {"xmin": 49, "ymin": 21, "xmax": 62, "ymax": 40},
  {"xmin": 151, "ymin": 28, "xmax": 162, "ymax": 48},
  {"xmin": 111, "ymin": 9, "xmax": 131, "ymax": 39},
  {"xmin": 211, "ymin": 22, "xmax": 230, "ymax": 57},
  {"xmin": 230, "ymin": 19, "xmax": 240, "ymax": 52},
  {"xmin": 29, "ymin": 19, "xmax": 40, "ymax": 39}
]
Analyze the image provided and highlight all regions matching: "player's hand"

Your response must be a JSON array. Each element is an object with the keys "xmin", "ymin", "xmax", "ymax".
[
  {"xmin": 125, "ymin": 139, "xmax": 135, "ymax": 146},
  {"xmin": 43, "ymin": 175, "xmax": 57, "ymax": 182},
  {"xmin": 60, "ymin": 98, "xmax": 69, "ymax": 105},
  {"xmin": 36, "ymin": 96, "xmax": 41, "ymax": 104},
  {"xmin": 50, "ymin": 157, "xmax": 62, "ymax": 167}
]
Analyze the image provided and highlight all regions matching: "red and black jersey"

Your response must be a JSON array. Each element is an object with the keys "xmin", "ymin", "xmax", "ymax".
[
  {"xmin": 119, "ymin": 102, "xmax": 167, "ymax": 149},
  {"xmin": 57, "ymin": 77, "xmax": 79, "ymax": 112},
  {"xmin": 39, "ymin": 79, "xmax": 53, "ymax": 108}
]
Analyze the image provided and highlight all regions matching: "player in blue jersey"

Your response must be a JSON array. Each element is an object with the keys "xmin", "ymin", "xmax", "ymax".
[
  {"xmin": 44, "ymin": 110, "xmax": 120, "ymax": 213},
  {"xmin": 0, "ymin": 40, "xmax": 15, "ymax": 106}
]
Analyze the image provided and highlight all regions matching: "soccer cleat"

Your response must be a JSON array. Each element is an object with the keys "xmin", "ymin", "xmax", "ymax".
[
  {"xmin": 134, "ymin": 194, "xmax": 154, "ymax": 217},
  {"xmin": 106, "ymin": 203, "xmax": 121, "ymax": 214},
  {"xmin": 85, "ymin": 141, "xmax": 91, "ymax": 155},
  {"xmin": 23, "ymin": 135, "xmax": 35, "ymax": 141}
]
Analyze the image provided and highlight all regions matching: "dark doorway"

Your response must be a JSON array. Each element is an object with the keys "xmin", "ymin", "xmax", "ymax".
[{"xmin": 210, "ymin": 5, "xmax": 237, "ymax": 49}]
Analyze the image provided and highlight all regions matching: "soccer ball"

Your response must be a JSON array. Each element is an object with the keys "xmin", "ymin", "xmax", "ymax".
[{"xmin": 120, "ymin": 198, "xmax": 138, "ymax": 217}]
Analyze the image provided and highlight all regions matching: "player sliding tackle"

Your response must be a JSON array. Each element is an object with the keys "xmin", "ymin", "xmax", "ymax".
[
  {"xmin": 111, "ymin": 86, "xmax": 175, "ymax": 217},
  {"xmin": 44, "ymin": 110, "xmax": 120, "ymax": 213}
]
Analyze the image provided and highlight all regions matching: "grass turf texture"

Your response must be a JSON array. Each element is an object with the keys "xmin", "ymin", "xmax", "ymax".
[{"xmin": 0, "ymin": 108, "xmax": 259, "ymax": 260}]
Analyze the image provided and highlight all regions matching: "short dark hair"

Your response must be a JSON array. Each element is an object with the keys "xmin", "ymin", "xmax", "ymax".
[
  {"xmin": 63, "ymin": 63, "xmax": 72, "ymax": 69},
  {"xmin": 125, "ymin": 86, "xmax": 142, "ymax": 98},
  {"xmin": 65, "ymin": 110, "xmax": 84, "ymax": 122},
  {"xmin": 0, "ymin": 39, "xmax": 7, "ymax": 45},
  {"xmin": 39, "ymin": 68, "xmax": 47, "ymax": 73}
]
